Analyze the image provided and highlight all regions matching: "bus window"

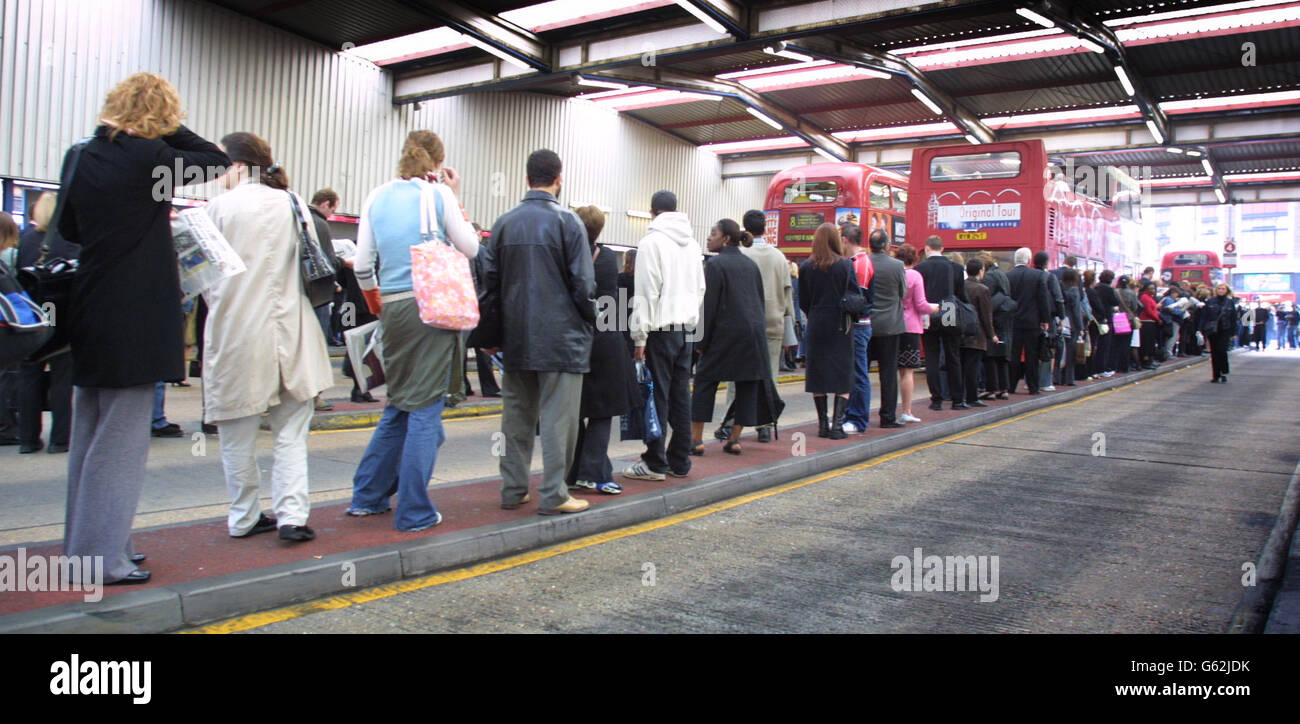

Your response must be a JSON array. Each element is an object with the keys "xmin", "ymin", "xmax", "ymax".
[
  {"xmin": 1171, "ymin": 252, "xmax": 1210, "ymax": 266},
  {"xmin": 869, "ymin": 182, "xmax": 890, "ymax": 209},
  {"xmin": 892, "ymin": 186, "xmax": 908, "ymax": 214},
  {"xmin": 782, "ymin": 181, "xmax": 838, "ymax": 204},
  {"xmin": 929, "ymin": 151, "xmax": 1021, "ymax": 182}
]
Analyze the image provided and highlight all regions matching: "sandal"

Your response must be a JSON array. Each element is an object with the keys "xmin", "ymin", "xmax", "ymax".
[
  {"xmin": 723, "ymin": 441, "xmax": 742, "ymax": 455},
  {"xmin": 690, "ymin": 442, "xmax": 705, "ymax": 456}
]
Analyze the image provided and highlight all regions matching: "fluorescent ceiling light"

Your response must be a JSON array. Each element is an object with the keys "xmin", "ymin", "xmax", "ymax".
[
  {"xmin": 575, "ymin": 76, "xmax": 628, "ymax": 90},
  {"xmin": 461, "ymin": 33, "xmax": 531, "ymax": 69},
  {"xmin": 1185, "ymin": 149, "xmax": 1203, "ymax": 157},
  {"xmin": 1104, "ymin": 0, "xmax": 1293, "ymax": 26},
  {"xmin": 1165, "ymin": 147, "xmax": 1184, "ymax": 154},
  {"xmin": 1016, "ymin": 7, "xmax": 1057, "ymax": 29},
  {"xmin": 1076, "ymin": 37, "xmax": 1106, "ymax": 54},
  {"xmin": 675, "ymin": 0, "xmax": 729, "ymax": 34},
  {"xmin": 1145, "ymin": 119, "xmax": 1164, "ymax": 144},
  {"xmin": 895, "ymin": 28, "xmax": 1059, "ymax": 55},
  {"xmin": 746, "ymin": 107, "xmax": 784, "ymax": 130},
  {"xmin": 813, "ymin": 147, "xmax": 839, "ymax": 162},
  {"xmin": 910, "ymin": 88, "xmax": 945, "ymax": 115},
  {"xmin": 626, "ymin": 210, "xmax": 653, "ymax": 219},
  {"xmin": 1113, "ymin": 66, "xmax": 1135, "ymax": 97},
  {"xmin": 1215, "ymin": 187, "xmax": 1227, "ymax": 203},
  {"xmin": 764, "ymin": 45, "xmax": 813, "ymax": 63},
  {"xmin": 735, "ymin": 63, "xmax": 889, "ymax": 89},
  {"xmin": 964, "ymin": 133, "xmax": 981, "ymax": 145},
  {"xmin": 1202, "ymin": 158, "xmax": 1216, "ymax": 175}
]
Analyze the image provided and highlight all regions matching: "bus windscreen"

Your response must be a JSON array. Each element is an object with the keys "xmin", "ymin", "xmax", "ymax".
[{"xmin": 929, "ymin": 151, "xmax": 1022, "ymax": 182}]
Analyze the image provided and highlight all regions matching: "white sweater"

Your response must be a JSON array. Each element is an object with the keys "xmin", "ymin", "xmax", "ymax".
[{"xmin": 630, "ymin": 211, "xmax": 706, "ymax": 344}]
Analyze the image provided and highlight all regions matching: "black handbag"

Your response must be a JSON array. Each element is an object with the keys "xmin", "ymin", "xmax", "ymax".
[
  {"xmin": 1038, "ymin": 330, "xmax": 1055, "ymax": 361},
  {"xmin": 17, "ymin": 256, "xmax": 77, "ymax": 362},
  {"xmin": 0, "ymin": 264, "xmax": 53, "ymax": 366},
  {"xmin": 288, "ymin": 193, "xmax": 336, "ymax": 308}
]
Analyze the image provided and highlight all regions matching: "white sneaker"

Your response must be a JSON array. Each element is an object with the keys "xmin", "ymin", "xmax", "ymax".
[
  {"xmin": 1101, "ymin": 371, "xmax": 1115, "ymax": 378},
  {"xmin": 622, "ymin": 461, "xmax": 666, "ymax": 481},
  {"xmin": 900, "ymin": 413, "xmax": 922, "ymax": 423},
  {"xmin": 842, "ymin": 422, "xmax": 860, "ymax": 433},
  {"xmin": 1042, "ymin": 385, "xmax": 1056, "ymax": 391}
]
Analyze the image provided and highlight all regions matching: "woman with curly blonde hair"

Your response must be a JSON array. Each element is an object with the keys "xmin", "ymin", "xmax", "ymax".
[{"xmin": 60, "ymin": 73, "xmax": 229, "ymax": 584}]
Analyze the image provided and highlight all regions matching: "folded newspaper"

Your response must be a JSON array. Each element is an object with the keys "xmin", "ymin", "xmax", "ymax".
[{"xmin": 171, "ymin": 208, "xmax": 246, "ymax": 300}]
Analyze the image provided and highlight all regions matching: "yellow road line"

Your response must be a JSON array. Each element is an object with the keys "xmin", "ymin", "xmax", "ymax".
[{"xmin": 190, "ymin": 369, "xmax": 1167, "ymax": 633}]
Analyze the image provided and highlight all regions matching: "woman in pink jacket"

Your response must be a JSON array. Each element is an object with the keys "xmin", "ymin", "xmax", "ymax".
[{"xmin": 894, "ymin": 244, "xmax": 939, "ymax": 423}]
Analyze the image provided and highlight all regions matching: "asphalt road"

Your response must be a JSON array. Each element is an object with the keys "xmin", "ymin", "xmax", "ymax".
[{"xmin": 231, "ymin": 350, "xmax": 1300, "ymax": 634}]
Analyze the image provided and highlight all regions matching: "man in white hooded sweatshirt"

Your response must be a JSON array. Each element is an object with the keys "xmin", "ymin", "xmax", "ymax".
[{"xmin": 624, "ymin": 190, "xmax": 706, "ymax": 481}]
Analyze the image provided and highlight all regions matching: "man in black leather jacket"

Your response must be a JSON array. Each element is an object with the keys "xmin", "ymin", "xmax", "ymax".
[{"xmin": 480, "ymin": 149, "xmax": 596, "ymax": 515}]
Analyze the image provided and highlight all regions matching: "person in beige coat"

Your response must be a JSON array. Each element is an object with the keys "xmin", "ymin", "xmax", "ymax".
[{"xmin": 202, "ymin": 132, "xmax": 333, "ymax": 542}]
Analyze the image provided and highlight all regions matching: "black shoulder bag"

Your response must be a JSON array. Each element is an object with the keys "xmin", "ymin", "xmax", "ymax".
[{"xmin": 288, "ymin": 192, "xmax": 337, "ymax": 308}]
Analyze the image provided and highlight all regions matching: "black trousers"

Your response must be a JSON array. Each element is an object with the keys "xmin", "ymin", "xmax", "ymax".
[
  {"xmin": 1209, "ymin": 329, "xmax": 1233, "ymax": 379},
  {"xmin": 642, "ymin": 330, "xmax": 693, "ymax": 475},
  {"xmin": 19, "ymin": 352, "xmax": 73, "ymax": 447},
  {"xmin": 567, "ymin": 416, "xmax": 613, "ymax": 484},
  {"xmin": 983, "ymin": 355, "xmax": 1009, "ymax": 394},
  {"xmin": 960, "ymin": 347, "xmax": 984, "ymax": 403},
  {"xmin": 474, "ymin": 347, "xmax": 500, "ymax": 396},
  {"xmin": 1008, "ymin": 327, "xmax": 1042, "ymax": 394},
  {"xmin": 1139, "ymin": 323, "xmax": 1159, "ymax": 364},
  {"xmin": 922, "ymin": 328, "xmax": 963, "ymax": 403},
  {"xmin": 870, "ymin": 334, "xmax": 900, "ymax": 424},
  {"xmin": 692, "ymin": 378, "xmax": 758, "ymax": 425}
]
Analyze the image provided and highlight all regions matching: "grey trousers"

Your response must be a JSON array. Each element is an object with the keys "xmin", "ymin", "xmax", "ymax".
[
  {"xmin": 65, "ymin": 384, "xmax": 153, "ymax": 583},
  {"xmin": 499, "ymin": 370, "xmax": 582, "ymax": 510}
]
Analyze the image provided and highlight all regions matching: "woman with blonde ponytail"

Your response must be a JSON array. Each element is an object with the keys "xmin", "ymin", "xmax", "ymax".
[{"xmin": 347, "ymin": 130, "xmax": 479, "ymax": 531}]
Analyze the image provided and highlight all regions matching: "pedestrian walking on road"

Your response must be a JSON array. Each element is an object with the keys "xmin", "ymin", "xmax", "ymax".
[
  {"xmin": 203, "ymin": 132, "xmax": 333, "ymax": 543},
  {"xmin": 1202, "ymin": 283, "xmax": 1239, "ymax": 383}
]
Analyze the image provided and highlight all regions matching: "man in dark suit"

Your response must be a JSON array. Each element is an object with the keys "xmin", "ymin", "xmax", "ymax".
[
  {"xmin": 915, "ymin": 235, "xmax": 970, "ymax": 410},
  {"xmin": 866, "ymin": 229, "xmax": 907, "ymax": 428},
  {"xmin": 1006, "ymin": 247, "xmax": 1052, "ymax": 394}
]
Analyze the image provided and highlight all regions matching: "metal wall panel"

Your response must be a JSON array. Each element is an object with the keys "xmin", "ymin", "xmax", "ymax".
[{"xmin": 1, "ymin": 0, "xmax": 748, "ymax": 245}]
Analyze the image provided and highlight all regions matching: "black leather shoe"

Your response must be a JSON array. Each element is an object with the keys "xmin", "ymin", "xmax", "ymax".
[
  {"xmin": 47, "ymin": 443, "xmax": 69, "ymax": 454},
  {"xmin": 107, "ymin": 570, "xmax": 151, "ymax": 585},
  {"xmin": 756, "ymin": 427, "xmax": 772, "ymax": 443},
  {"xmin": 880, "ymin": 420, "xmax": 906, "ymax": 429},
  {"xmin": 151, "ymin": 423, "xmax": 183, "ymax": 438},
  {"xmin": 279, "ymin": 525, "xmax": 316, "ymax": 542},
  {"xmin": 951, "ymin": 402, "xmax": 971, "ymax": 410},
  {"xmin": 231, "ymin": 513, "xmax": 278, "ymax": 538},
  {"xmin": 19, "ymin": 440, "xmax": 43, "ymax": 454},
  {"xmin": 202, "ymin": 423, "xmax": 218, "ymax": 435},
  {"xmin": 130, "ymin": 553, "xmax": 147, "ymax": 563},
  {"xmin": 350, "ymin": 390, "xmax": 377, "ymax": 403},
  {"xmin": 969, "ymin": 400, "xmax": 988, "ymax": 408},
  {"xmin": 928, "ymin": 400, "xmax": 944, "ymax": 411}
]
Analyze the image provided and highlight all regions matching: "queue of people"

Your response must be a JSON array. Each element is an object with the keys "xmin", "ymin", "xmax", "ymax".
[{"xmin": 6, "ymin": 70, "xmax": 1255, "ymax": 587}]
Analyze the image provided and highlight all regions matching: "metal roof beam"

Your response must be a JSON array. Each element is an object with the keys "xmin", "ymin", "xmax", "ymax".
[
  {"xmin": 785, "ymin": 38, "xmax": 996, "ymax": 145},
  {"xmin": 397, "ymin": 0, "xmax": 550, "ymax": 71},
  {"xmin": 584, "ymin": 69, "xmax": 850, "ymax": 160},
  {"xmin": 1027, "ymin": 0, "xmax": 1170, "ymax": 145},
  {"xmin": 676, "ymin": 0, "xmax": 748, "ymax": 39}
]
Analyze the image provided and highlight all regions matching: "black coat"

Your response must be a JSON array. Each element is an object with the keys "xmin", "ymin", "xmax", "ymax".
[
  {"xmin": 479, "ymin": 190, "xmax": 596, "ymax": 374},
  {"xmin": 695, "ymin": 245, "xmax": 769, "ymax": 382},
  {"xmin": 983, "ymin": 265, "xmax": 1013, "ymax": 357},
  {"xmin": 59, "ymin": 125, "xmax": 230, "ymax": 388},
  {"xmin": 581, "ymin": 245, "xmax": 637, "ymax": 418},
  {"xmin": 17, "ymin": 226, "xmax": 80, "ymax": 268},
  {"xmin": 1005, "ymin": 264, "xmax": 1052, "ymax": 330},
  {"xmin": 1201, "ymin": 295, "xmax": 1239, "ymax": 335},
  {"xmin": 915, "ymin": 254, "xmax": 968, "ymax": 323},
  {"xmin": 961, "ymin": 278, "xmax": 996, "ymax": 351},
  {"xmin": 799, "ymin": 256, "xmax": 859, "ymax": 393},
  {"xmin": 1062, "ymin": 286, "xmax": 1083, "ymax": 339}
]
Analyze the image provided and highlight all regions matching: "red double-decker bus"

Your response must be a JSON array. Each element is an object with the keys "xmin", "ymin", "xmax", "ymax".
[
  {"xmin": 1160, "ymin": 250, "xmax": 1223, "ymax": 288},
  {"xmin": 905, "ymin": 139, "xmax": 1143, "ymax": 275},
  {"xmin": 762, "ymin": 162, "xmax": 908, "ymax": 258}
]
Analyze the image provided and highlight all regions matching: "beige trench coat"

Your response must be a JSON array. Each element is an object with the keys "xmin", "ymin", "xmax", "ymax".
[{"xmin": 201, "ymin": 180, "xmax": 333, "ymax": 423}]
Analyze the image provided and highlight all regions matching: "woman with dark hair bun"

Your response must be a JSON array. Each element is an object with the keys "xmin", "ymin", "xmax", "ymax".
[
  {"xmin": 202, "ymin": 131, "xmax": 333, "ymax": 543},
  {"xmin": 689, "ymin": 218, "xmax": 770, "ymax": 455}
]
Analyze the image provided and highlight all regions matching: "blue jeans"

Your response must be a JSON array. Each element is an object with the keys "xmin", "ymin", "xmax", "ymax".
[
  {"xmin": 349, "ymin": 400, "xmax": 445, "ymax": 530},
  {"xmin": 151, "ymin": 382, "xmax": 168, "ymax": 429},
  {"xmin": 845, "ymin": 323, "xmax": 872, "ymax": 428}
]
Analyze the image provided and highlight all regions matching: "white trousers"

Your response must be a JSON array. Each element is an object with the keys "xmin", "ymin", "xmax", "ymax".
[{"xmin": 218, "ymin": 398, "xmax": 314, "ymax": 535}]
